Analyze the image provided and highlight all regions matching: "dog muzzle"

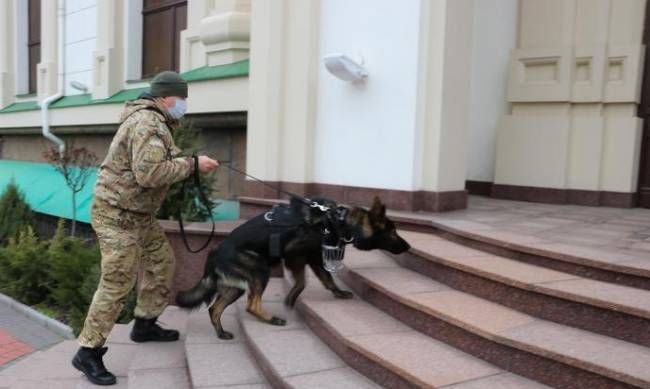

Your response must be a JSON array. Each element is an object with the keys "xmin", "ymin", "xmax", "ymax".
[{"xmin": 322, "ymin": 243, "xmax": 345, "ymax": 272}]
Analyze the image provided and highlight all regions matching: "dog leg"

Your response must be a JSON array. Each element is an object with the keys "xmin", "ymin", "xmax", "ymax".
[
  {"xmin": 208, "ymin": 286, "xmax": 245, "ymax": 339},
  {"xmin": 246, "ymin": 278, "xmax": 286, "ymax": 326},
  {"xmin": 284, "ymin": 264, "xmax": 306, "ymax": 308},
  {"xmin": 308, "ymin": 260, "xmax": 353, "ymax": 299}
]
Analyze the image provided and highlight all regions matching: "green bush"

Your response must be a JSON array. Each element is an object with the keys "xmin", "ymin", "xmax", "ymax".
[
  {"xmin": 0, "ymin": 219, "xmax": 138, "ymax": 336},
  {"xmin": 0, "ymin": 179, "xmax": 34, "ymax": 245},
  {"xmin": 0, "ymin": 227, "xmax": 50, "ymax": 305},
  {"xmin": 47, "ymin": 220, "xmax": 136, "ymax": 336},
  {"xmin": 157, "ymin": 118, "xmax": 219, "ymax": 222},
  {"xmin": 67, "ymin": 262, "xmax": 137, "ymax": 335},
  {"xmin": 48, "ymin": 220, "xmax": 100, "ymax": 312}
]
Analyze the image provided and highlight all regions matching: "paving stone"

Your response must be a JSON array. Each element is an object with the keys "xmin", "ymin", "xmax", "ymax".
[
  {"xmin": 540, "ymin": 278, "xmax": 650, "ymax": 317},
  {"xmin": 442, "ymin": 373, "xmax": 550, "ymax": 389},
  {"xmin": 351, "ymin": 267, "xmax": 450, "ymax": 296},
  {"xmin": 502, "ymin": 321, "xmax": 650, "ymax": 386},
  {"xmin": 408, "ymin": 290, "xmax": 536, "ymax": 335},
  {"xmin": 185, "ymin": 342, "xmax": 266, "ymax": 388},
  {"xmin": 129, "ymin": 341, "xmax": 186, "ymax": 370},
  {"xmin": 429, "ymin": 253, "xmax": 579, "ymax": 285},
  {"xmin": 344, "ymin": 247, "xmax": 401, "ymax": 269},
  {"xmin": 128, "ymin": 367, "xmax": 190, "ymax": 389},
  {"xmin": 349, "ymin": 331, "xmax": 500, "ymax": 388},
  {"xmin": 285, "ymin": 366, "xmax": 380, "ymax": 389},
  {"xmin": 305, "ymin": 299, "xmax": 411, "ymax": 338},
  {"xmin": 243, "ymin": 326, "xmax": 345, "ymax": 377}
]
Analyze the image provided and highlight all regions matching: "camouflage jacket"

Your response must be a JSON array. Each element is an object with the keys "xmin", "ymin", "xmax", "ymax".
[{"xmin": 94, "ymin": 98, "xmax": 192, "ymax": 214}]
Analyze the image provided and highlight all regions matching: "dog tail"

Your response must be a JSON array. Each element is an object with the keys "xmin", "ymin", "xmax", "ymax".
[{"xmin": 176, "ymin": 274, "xmax": 217, "ymax": 309}]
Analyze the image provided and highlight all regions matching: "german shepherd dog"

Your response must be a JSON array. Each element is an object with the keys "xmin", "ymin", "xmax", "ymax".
[{"xmin": 176, "ymin": 197, "xmax": 410, "ymax": 339}]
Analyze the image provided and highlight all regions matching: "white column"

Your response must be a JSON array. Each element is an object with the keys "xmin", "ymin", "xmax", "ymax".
[
  {"xmin": 277, "ymin": 0, "xmax": 320, "ymax": 184},
  {"xmin": 93, "ymin": 0, "xmax": 124, "ymax": 99},
  {"xmin": 37, "ymin": 0, "xmax": 58, "ymax": 99},
  {"xmin": 415, "ymin": 0, "xmax": 474, "ymax": 193},
  {"xmin": 246, "ymin": 0, "xmax": 285, "ymax": 183},
  {"xmin": 0, "ymin": 0, "xmax": 15, "ymax": 107}
]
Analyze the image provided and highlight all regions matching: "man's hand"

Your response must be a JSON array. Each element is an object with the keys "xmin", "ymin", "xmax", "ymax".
[{"xmin": 197, "ymin": 156, "xmax": 219, "ymax": 173}]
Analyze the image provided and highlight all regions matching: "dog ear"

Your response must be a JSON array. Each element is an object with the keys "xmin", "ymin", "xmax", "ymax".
[{"xmin": 369, "ymin": 196, "xmax": 386, "ymax": 221}]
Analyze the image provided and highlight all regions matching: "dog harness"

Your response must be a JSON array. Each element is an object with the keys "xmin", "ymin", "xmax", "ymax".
[{"xmin": 264, "ymin": 197, "xmax": 351, "ymax": 266}]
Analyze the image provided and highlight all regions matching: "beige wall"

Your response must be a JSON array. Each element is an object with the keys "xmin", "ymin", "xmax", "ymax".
[
  {"xmin": 495, "ymin": 0, "xmax": 646, "ymax": 193},
  {"xmin": 247, "ymin": 0, "xmax": 475, "ymax": 196},
  {"xmin": 246, "ymin": 0, "xmax": 311, "ymax": 183}
]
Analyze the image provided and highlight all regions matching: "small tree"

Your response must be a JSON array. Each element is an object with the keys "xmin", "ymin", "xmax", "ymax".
[
  {"xmin": 43, "ymin": 141, "xmax": 98, "ymax": 236},
  {"xmin": 0, "ymin": 179, "xmax": 34, "ymax": 245},
  {"xmin": 157, "ymin": 119, "xmax": 219, "ymax": 221}
]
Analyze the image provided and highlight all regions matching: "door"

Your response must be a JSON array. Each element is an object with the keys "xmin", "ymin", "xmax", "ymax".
[{"xmin": 637, "ymin": 2, "xmax": 650, "ymax": 207}]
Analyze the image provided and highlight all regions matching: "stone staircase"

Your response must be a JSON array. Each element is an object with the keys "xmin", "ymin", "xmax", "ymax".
[{"xmin": 4, "ymin": 203, "xmax": 650, "ymax": 388}]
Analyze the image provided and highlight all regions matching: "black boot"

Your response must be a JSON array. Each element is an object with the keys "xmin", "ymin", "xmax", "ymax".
[
  {"xmin": 129, "ymin": 317, "xmax": 179, "ymax": 342},
  {"xmin": 72, "ymin": 347, "xmax": 116, "ymax": 386}
]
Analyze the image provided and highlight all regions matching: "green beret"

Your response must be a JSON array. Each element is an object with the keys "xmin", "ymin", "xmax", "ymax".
[{"xmin": 149, "ymin": 71, "xmax": 188, "ymax": 98}]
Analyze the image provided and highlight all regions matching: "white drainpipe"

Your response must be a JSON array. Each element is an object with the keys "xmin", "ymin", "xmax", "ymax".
[{"xmin": 40, "ymin": 0, "xmax": 66, "ymax": 155}]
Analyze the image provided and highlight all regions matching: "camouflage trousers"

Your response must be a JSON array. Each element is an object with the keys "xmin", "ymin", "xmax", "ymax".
[{"xmin": 78, "ymin": 199, "xmax": 175, "ymax": 348}]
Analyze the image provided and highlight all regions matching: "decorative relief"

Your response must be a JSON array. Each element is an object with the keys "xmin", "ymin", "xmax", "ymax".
[{"xmin": 507, "ymin": 47, "xmax": 572, "ymax": 102}]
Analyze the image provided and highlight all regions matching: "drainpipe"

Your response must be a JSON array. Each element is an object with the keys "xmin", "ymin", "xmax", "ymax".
[{"xmin": 40, "ymin": 0, "xmax": 65, "ymax": 155}]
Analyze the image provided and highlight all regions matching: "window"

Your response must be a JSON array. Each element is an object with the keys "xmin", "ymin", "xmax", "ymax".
[
  {"xmin": 28, "ymin": 0, "xmax": 41, "ymax": 94},
  {"xmin": 142, "ymin": 0, "xmax": 187, "ymax": 78}
]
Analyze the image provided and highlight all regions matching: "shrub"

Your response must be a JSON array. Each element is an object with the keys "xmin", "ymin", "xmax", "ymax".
[
  {"xmin": 0, "ymin": 179, "xmax": 34, "ymax": 245},
  {"xmin": 47, "ymin": 220, "xmax": 136, "ymax": 335},
  {"xmin": 67, "ymin": 262, "xmax": 136, "ymax": 336},
  {"xmin": 0, "ymin": 227, "xmax": 50, "ymax": 305},
  {"xmin": 157, "ymin": 119, "xmax": 219, "ymax": 221},
  {"xmin": 48, "ymin": 220, "xmax": 100, "ymax": 312}
]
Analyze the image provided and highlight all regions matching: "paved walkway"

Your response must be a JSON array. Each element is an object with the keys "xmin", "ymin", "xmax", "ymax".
[{"xmin": 0, "ymin": 300, "xmax": 64, "ymax": 370}]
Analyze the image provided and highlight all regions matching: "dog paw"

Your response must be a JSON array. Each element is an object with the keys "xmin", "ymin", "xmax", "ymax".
[
  {"xmin": 269, "ymin": 316, "xmax": 287, "ymax": 326},
  {"xmin": 333, "ymin": 290, "xmax": 354, "ymax": 299},
  {"xmin": 217, "ymin": 330, "xmax": 235, "ymax": 340}
]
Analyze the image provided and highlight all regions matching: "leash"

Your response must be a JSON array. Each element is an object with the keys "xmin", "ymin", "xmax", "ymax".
[
  {"xmin": 220, "ymin": 163, "xmax": 314, "ymax": 206},
  {"xmin": 176, "ymin": 158, "xmax": 338, "ymax": 254},
  {"xmin": 177, "ymin": 156, "xmax": 216, "ymax": 253}
]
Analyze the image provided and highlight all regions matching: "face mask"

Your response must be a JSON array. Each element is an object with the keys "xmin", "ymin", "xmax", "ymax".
[{"xmin": 168, "ymin": 98, "xmax": 187, "ymax": 119}]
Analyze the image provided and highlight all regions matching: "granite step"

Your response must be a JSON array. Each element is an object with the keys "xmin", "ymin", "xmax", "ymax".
[
  {"xmin": 126, "ymin": 307, "xmax": 192, "ymax": 389},
  {"xmin": 239, "ymin": 195, "xmax": 650, "ymax": 290},
  {"xmin": 388, "ymin": 210, "xmax": 650, "ymax": 291},
  {"xmin": 238, "ymin": 279, "xmax": 381, "ymax": 389},
  {"xmin": 289, "ymin": 277, "xmax": 549, "ymax": 389},
  {"xmin": 396, "ymin": 230, "xmax": 650, "ymax": 348},
  {"xmin": 342, "ymin": 250, "xmax": 650, "ymax": 389},
  {"xmin": 184, "ymin": 304, "xmax": 272, "ymax": 388}
]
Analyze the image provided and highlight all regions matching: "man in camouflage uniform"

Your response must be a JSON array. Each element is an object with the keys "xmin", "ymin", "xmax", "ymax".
[{"xmin": 72, "ymin": 71, "xmax": 219, "ymax": 386}]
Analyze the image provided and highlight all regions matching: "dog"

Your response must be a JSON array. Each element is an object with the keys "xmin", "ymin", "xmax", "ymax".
[{"xmin": 176, "ymin": 196, "xmax": 410, "ymax": 339}]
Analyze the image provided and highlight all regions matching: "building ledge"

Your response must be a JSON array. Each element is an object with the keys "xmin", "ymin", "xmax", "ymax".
[
  {"xmin": 0, "ymin": 59, "xmax": 250, "ymax": 114},
  {"xmin": 182, "ymin": 59, "xmax": 249, "ymax": 82}
]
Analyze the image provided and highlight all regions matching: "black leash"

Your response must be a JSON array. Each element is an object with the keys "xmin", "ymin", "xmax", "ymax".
[
  {"xmin": 220, "ymin": 163, "xmax": 312, "ymax": 205},
  {"xmin": 177, "ymin": 158, "xmax": 332, "ymax": 254},
  {"xmin": 177, "ymin": 156, "xmax": 216, "ymax": 253}
]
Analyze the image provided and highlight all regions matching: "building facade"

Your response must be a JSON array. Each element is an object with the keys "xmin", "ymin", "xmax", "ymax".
[{"xmin": 1, "ymin": 0, "xmax": 649, "ymax": 214}]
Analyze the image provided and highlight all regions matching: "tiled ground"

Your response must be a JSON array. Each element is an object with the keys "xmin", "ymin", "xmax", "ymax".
[
  {"xmin": 0, "ymin": 301, "xmax": 64, "ymax": 369},
  {"xmin": 0, "ymin": 330, "xmax": 33, "ymax": 367}
]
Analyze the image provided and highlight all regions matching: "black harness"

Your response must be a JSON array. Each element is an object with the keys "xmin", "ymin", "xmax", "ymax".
[{"xmin": 263, "ymin": 198, "xmax": 352, "ymax": 260}]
